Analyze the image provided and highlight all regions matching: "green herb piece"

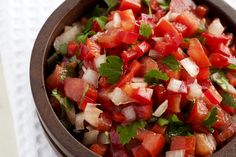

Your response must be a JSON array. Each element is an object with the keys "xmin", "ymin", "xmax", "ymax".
[
  {"xmin": 139, "ymin": 23, "xmax": 152, "ymax": 39},
  {"xmin": 211, "ymin": 72, "xmax": 230, "ymax": 91},
  {"xmin": 144, "ymin": 70, "xmax": 169, "ymax": 85},
  {"xmin": 168, "ymin": 114, "xmax": 183, "ymax": 124},
  {"xmin": 202, "ymin": 107, "xmax": 217, "ymax": 132},
  {"xmin": 104, "ymin": 0, "xmax": 118, "ymax": 12},
  {"xmin": 157, "ymin": 0, "xmax": 171, "ymax": 10},
  {"xmin": 52, "ymin": 89, "xmax": 71, "ymax": 109},
  {"xmin": 227, "ymin": 64, "xmax": 236, "ymax": 70},
  {"xmin": 198, "ymin": 21, "xmax": 206, "ymax": 33},
  {"xmin": 94, "ymin": 16, "xmax": 108, "ymax": 31},
  {"xmin": 89, "ymin": 5, "xmax": 103, "ymax": 17},
  {"xmin": 47, "ymin": 53, "xmax": 60, "ymax": 67},
  {"xmin": 83, "ymin": 17, "xmax": 94, "ymax": 33},
  {"xmin": 221, "ymin": 92, "xmax": 236, "ymax": 108},
  {"xmin": 117, "ymin": 120, "xmax": 147, "ymax": 145},
  {"xmin": 79, "ymin": 84, "xmax": 90, "ymax": 106},
  {"xmin": 157, "ymin": 118, "xmax": 169, "ymax": 126},
  {"xmin": 163, "ymin": 56, "xmax": 181, "ymax": 71},
  {"xmin": 76, "ymin": 31, "xmax": 96, "ymax": 44},
  {"xmin": 142, "ymin": 0, "xmax": 152, "ymax": 15},
  {"xmin": 59, "ymin": 43, "xmax": 67, "ymax": 55},
  {"xmin": 99, "ymin": 56, "xmax": 123, "ymax": 84},
  {"xmin": 184, "ymin": 38, "xmax": 190, "ymax": 43}
]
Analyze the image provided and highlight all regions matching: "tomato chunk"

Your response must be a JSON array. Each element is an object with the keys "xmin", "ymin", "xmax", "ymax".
[
  {"xmin": 188, "ymin": 101, "xmax": 208, "ymax": 124},
  {"xmin": 89, "ymin": 144, "xmax": 107, "ymax": 156},
  {"xmin": 97, "ymin": 29, "xmax": 123, "ymax": 48},
  {"xmin": 46, "ymin": 64, "xmax": 65, "ymax": 91},
  {"xmin": 119, "ymin": 9, "xmax": 136, "ymax": 31},
  {"xmin": 204, "ymin": 85, "xmax": 222, "ymax": 105},
  {"xmin": 170, "ymin": 136, "xmax": 196, "ymax": 155},
  {"xmin": 119, "ymin": 0, "xmax": 141, "ymax": 14},
  {"xmin": 131, "ymin": 145, "xmax": 149, "ymax": 157},
  {"xmin": 209, "ymin": 53, "xmax": 230, "ymax": 68},
  {"xmin": 131, "ymin": 87, "xmax": 153, "ymax": 105}
]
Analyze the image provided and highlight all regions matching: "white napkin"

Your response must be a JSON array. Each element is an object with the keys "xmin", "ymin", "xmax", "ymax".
[{"xmin": 0, "ymin": 0, "xmax": 235, "ymax": 157}]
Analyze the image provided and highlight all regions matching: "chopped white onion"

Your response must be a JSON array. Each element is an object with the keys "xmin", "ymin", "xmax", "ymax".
[
  {"xmin": 207, "ymin": 134, "xmax": 217, "ymax": 152},
  {"xmin": 130, "ymin": 82, "xmax": 148, "ymax": 89},
  {"xmin": 208, "ymin": 18, "xmax": 224, "ymax": 36},
  {"xmin": 98, "ymin": 132, "xmax": 110, "ymax": 144},
  {"xmin": 188, "ymin": 80, "xmax": 203, "ymax": 99},
  {"xmin": 105, "ymin": 12, "xmax": 121, "ymax": 29},
  {"xmin": 131, "ymin": 77, "xmax": 145, "ymax": 83},
  {"xmin": 148, "ymin": 49, "xmax": 160, "ymax": 59},
  {"xmin": 108, "ymin": 87, "xmax": 134, "ymax": 106},
  {"xmin": 153, "ymin": 100, "xmax": 168, "ymax": 117},
  {"xmin": 195, "ymin": 133, "xmax": 216, "ymax": 156},
  {"xmin": 83, "ymin": 130, "xmax": 99, "ymax": 146},
  {"xmin": 82, "ymin": 68, "xmax": 99, "ymax": 87},
  {"xmin": 94, "ymin": 54, "xmax": 106, "ymax": 70},
  {"xmin": 121, "ymin": 105, "xmax": 136, "ymax": 123},
  {"xmin": 84, "ymin": 103, "xmax": 103, "ymax": 127},
  {"xmin": 53, "ymin": 25, "xmax": 82, "ymax": 51},
  {"xmin": 75, "ymin": 112, "xmax": 85, "ymax": 131},
  {"xmin": 152, "ymin": 37, "xmax": 164, "ymax": 42},
  {"xmin": 180, "ymin": 57, "xmax": 199, "ymax": 77},
  {"xmin": 166, "ymin": 150, "xmax": 185, "ymax": 157},
  {"xmin": 65, "ymin": 105, "xmax": 76, "ymax": 125},
  {"xmin": 64, "ymin": 26, "xmax": 73, "ymax": 32},
  {"xmin": 167, "ymin": 78, "xmax": 187, "ymax": 93}
]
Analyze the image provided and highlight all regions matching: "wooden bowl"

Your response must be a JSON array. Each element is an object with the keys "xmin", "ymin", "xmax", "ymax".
[{"xmin": 30, "ymin": 0, "xmax": 236, "ymax": 156}]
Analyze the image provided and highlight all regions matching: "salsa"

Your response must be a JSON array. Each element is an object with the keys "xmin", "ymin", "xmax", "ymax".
[{"xmin": 46, "ymin": 0, "xmax": 236, "ymax": 156}]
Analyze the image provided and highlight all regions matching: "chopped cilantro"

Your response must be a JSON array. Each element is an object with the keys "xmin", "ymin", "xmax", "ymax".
[
  {"xmin": 184, "ymin": 38, "xmax": 190, "ymax": 43},
  {"xmin": 227, "ymin": 64, "xmax": 236, "ymax": 70},
  {"xmin": 83, "ymin": 17, "xmax": 94, "ymax": 33},
  {"xmin": 221, "ymin": 92, "xmax": 236, "ymax": 108},
  {"xmin": 198, "ymin": 21, "xmax": 206, "ymax": 33},
  {"xmin": 202, "ymin": 107, "xmax": 217, "ymax": 132},
  {"xmin": 104, "ymin": 0, "xmax": 118, "ymax": 12},
  {"xmin": 99, "ymin": 56, "xmax": 123, "ymax": 84},
  {"xmin": 75, "ymin": 31, "xmax": 96, "ymax": 44},
  {"xmin": 211, "ymin": 71, "xmax": 230, "ymax": 91},
  {"xmin": 139, "ymin": 23, "xmax": 152, "ymax": 39},
  {"xmin": 157, "ymin": 0, "xmax": 171, "ymax": 10},
  {"xmin": 79, "ymin": 84, "xmax": 90, "ymax": 107},
  {"xmin": 59, "ymin": 43, "xmax": 67, "ymax": 55},
  {"xmin": 144, "ymin": 70, "xmax": 169, "ymax": 85},
  {"xmin": 157, "ymin": 118, "xmax": 169, "ymax": 126},
  {"xmin": 163, "ymin": 56, "xmax": 181, "ymax": 71},
  {"xmin": 94, "ymin": 16, "xmax": 108, "ymax": 31},
  {"xmin": 117, "ymin": 120, "xmax": 147, "ymax": 145},
  {"xmin": 52, "ymin": 89, "xmax": 71, "ymax": 109}
]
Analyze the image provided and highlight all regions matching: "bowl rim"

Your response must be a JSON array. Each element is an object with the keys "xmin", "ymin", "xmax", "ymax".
[{"xmin": 30, "ymin": 0, "xmax": 236, "ymax": 156}]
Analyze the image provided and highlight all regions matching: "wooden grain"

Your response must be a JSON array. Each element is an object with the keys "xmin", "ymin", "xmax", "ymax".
[{"xmin": 30, "ymin": 0, "xmax": 236, "ymax": 156}]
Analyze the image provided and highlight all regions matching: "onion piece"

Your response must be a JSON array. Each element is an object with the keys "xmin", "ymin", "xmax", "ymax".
[
  {"xmin": 121, "ymin": 105, "xmax": 136, "ymax": 123},
  {"xmin": 131, "ymin": 77, "xmax": 145, "ymax": 83},
  {"xmin": 148, "ymin": 49, "xmax": 160, "ymax": 59},
  {"xmin": 167, "ymin": 78, "xmax": 187, "ymax": 93},
  {"xmin": 75, "ymin": 112, "xmax": 85, "ymax": 131},
  {"xmin": 65, "ymin": 105, "xmax": 76, "ymax": 125},
  {"xmin": 82, "ymin": 68, "xmax": 99, "ymax": 87},
  {"xmin": 53, "ymin": 25, "xmax": 82, "ymax": 51},
  {"xmin": 83, "ymin": 130, "xmax": 99, "ymax": 146},
  {"xmin": 108, "ymin": 87, "xmax": 135, "ymax": 106},
  {"xmin": 94, "ymin": 54, "xmax": 106, "ymax": 70},
  {"xmin": 207, "ymin": 134, "xmax": 217, "ymax": 151},
  {"xmin": 208, "ymin": 18, "xmax": 224, "ymax": 36},
  {"xmin": 98, "ymin": 132, "xmax": 110, "ymax": 144},
  {"xmin": 130, "ymin": 82, "xmax": 148, "ymax": 89},
  {"xmin": 105, "ymin": 12, "xmax": 121, "ymax": 30},
  {"xmin": 84, "ymin": 103, "xmax": 103, "ymax": 127},
  {"xmin": 180, "ymin": 57, "xmax": 199, "ymax": 77},
  {"xmin": 166, "ymin": 150, "xmax": 185, "ymax": 157},
  {"xmin": 153, "ymin": 100, "xmax": 168, "ymax": 117},
  {"xmin": 188, "ymin": 80, "xmax": 203, "ymax": 99}
]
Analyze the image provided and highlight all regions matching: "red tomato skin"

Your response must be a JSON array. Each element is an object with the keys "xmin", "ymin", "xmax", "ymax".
[
  {"xmin": 202, "ymin": 32, "xmax": 232, "ymax": 49},
  {"xmin": 78, "ymin": 96, "xmax": 95, "ymax": 111},
  {"xmin": 195, "ymin": 5, "xmax": 208, "ymax": 18},
  {"xmin": 209, "ymin": 53, "xmax": 230, "ymax": 68},
  {"xmin": 187, "ymin": 38, "xmax": 211, "ymax": 68},
  {"xmin": 188, "ymin": 101, "xmax": 208, "ymax": 124},
  {"xmin": 129, "ymin": 60, "xmax": 142, "ymax": 75},
  {"xmin": 217, "ymin": 123, "xmax": 236, "ymax": 142},
  {"xmin": 86, "ymin": 38, "xmax": 101, "ymax": 58},
  {"xmin": 67, "ymin": 41, "xmax": 80, "ymax": 57},
  {"xmin": 120, "ymin": 31, "xmax": 139, "ymax": 44},
  {"xmin": 175, "ymin": 11, "xmax": 199, "ymax": 37},
  {"xmin": 221, "ymin": 105, "xmax": 236, "ymax": 115},
  {"xmin": 170, "ymin": 136, "xmax": 196, "ymax": 155},
  {"xmin": 119, "ymin": 9, "xmax": 136, "ymax": 31},
  {"xmin": 119, "ymin": 0, "xmax": 141, "ymax": 14},
  {"xmin": 151, "ymin": 124, "xmax": 167, "ymax": 135},
  {"xmin": 97, "ymin": 112, "xmax": 112, "ymax": 131},
  {"xmin": 46, "ymin": 65, "xmax": 65, "ymax": 91},
  {"xmin": 140, "ymin": 57, "xmax": 159, "ymax": 76},
  {"xmin": 213, "ymin": 106, "xmax": 231, "ymax": 129},
  {"xmin": 197, "ymin": 67, "xmax": 210, "ymax": 81},
  {"xmin": 167, "ymin": 93, "xmax": 182, "ymax": 113},
  {"xmin": 154, "ymin": 84, "xmax": 167, "ymax": 104},
  {"xmin": 171, "ymin": 48, "xmax": 187, "ymax": 60},
  {"xmin": 117, "ymin": 72, "xmax": 134, "ymax": 88},
  {"xmin": 97, "ymin": 29, "xmax": 123, "ymax": 48},
  {"xmin": 204, "ymin": 85, "xmax": 222, "ymax": 105},
  {"xmin": 113, "ymin": 112, "xmax": 126, "ymax": 122},
  {"xmin": 121, "ymin": 50, "xmax": 137, "ymax": 63},
  {"xmin": 131, "ymin": 87, "xmax": 153, "ymax": 105},
  {"xmin": 89, "ymin": 144, "xmax": 107, "ymax": 156},
  {"xmin": 142, "ymin": 133, "xmax": 165, "ymax": 157},
  {"xmin": 134, "ymin": 104, "xmax": 152, "ymax": 120},
  {"xmin": 132, "ymin": 145, "xmax": 150, "ymax": 157},
  {"xmin": 135, "ymin": 41, "xmax": 151, "ymax": 58}
]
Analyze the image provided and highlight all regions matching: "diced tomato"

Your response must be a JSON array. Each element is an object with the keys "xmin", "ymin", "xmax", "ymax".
[
  {"xmin": 187, "ymin": 38, "xmax": 211, "ymax": 68},
  {"xmin": 97, "ymin": 89, "xmax": 116, "ymax": 112},
  {"xmin": 195, "ymin": 5, "xmax": 208, "ymax": 18},
  {"xmin": 151, "ymin": 124, "xmax": 167, "ymax": 135},
  {"xmin": 120, "ymin": 31, "xmax": 139, "ymax": 44},
  {"xmin": 197, "ymin": 67, "xmax": 210, "ymax": 81},
  {"xmin": 121, "ymin": 50, "xmax": 138, "ymax": 63},
  {"xmin": 113, "ymin": 112, "xmax": 126, "ymax": 122},
  {"xmin": 134, "ymin": 104, "xmax": 152, "ymax": 120},
  {"xmin": 195, "ymin": 134, "xmax": 215, "ymax": 156},
  {"xmin": 171, "ymin": 48, "xmax": 187, "ymax": 60},
  {"xmin": 134, "ymin": 41, "xmax": 151, "ymax": 58},
  {"xmin": 119, "ymin": 0, "xmax": 141, "ymax": 14},
  {"xmin": 140, "ymin": 56, "xmax": 159, "ymax": 76},
  {"xmin": 131, "ymin": 145, "xmax": 150, "ymax": 157},
  {"xmin": 78, "ymin": 96, "xmax": 95, "ymax": 111},
  {"xmin": 155, "ymin": 19, "xmax": 180, "ymax": 37},
  {"xmin": 97, "ymin": 112, "xmax": 112, "ymax": 131},
  {"xmin": 67, "ymin": 41, "xmax": 79, "ymax": 57},
  {"xmin": 217, "ymin": 123, "xmax": 236, "ymax": 142},
  {"xmin": 131, "ymin": 87, "xmax": 153, "ymax": 105},
  {"xmin": 97, "ymin": 29, "xmax": 123, "ymax": 48},
  {"xmin": 169, "ymin": 0, "xmax": 196, "ymax": 13},
  {"xmin": 86, "ymin": 86, "xmax": 98, "ymax": 101},
  {"xmin": 142, "ymin": 133, "xmax": 165, "ymax": 157},
  {"xmin": 86, "ymin": 38, "xmax": 101, "ymax": 58},
  {"xmin": 188, "ymin": 101, "xmax": 208, "ymax": 124},
  {"xmin": 77, "ymin": 43, "xmax": 93, "ymax": 60},
  {"xmin": 221, "ymin": 105, "xmax": 236, "ymax": 115},
  {"xmin": 170, "ymin": 136, "xmax": 196, "ymax": 155},
  {"xmin": 202, "ymin": 32, "xmax": 232, "ymax": 49},
  {"xmin": 99, "ymin": 77, "xmax": 110, "ymax": 88},
  {"xmin": 175, "ymin": 11, "xmax": 200, "ymax": 37},
  {"xmin": 204, "ymin": 85, "xmax": 222, "ymax": 105},
  {"xmin": 129, "ymin": 60, "xmax": 142, "ymax": 75},
  {"xmin": 213, "ymin": 106, "xmax": 231, "ymax": 129},
  {"xmin": 89, "ymin": 144, "xmax": 107, "ymax": 156},
  {"xmin": 226, "ymin": 71, "xmax": 236, "ymax": 86},
  {"xmin": 209, "ymin": 53, "xmax": 230, "ymax": 68},
  {"xmin": 214, "ymin": 43, "xmax": 232, "ymax": 57},
  {"xmin": 119, "ymin": 9, "xmax": 136, "ymax": 31},
  {"xmin": 46, "ymin": 64, "xmax": 65, "ymax": 91},
  {"xmin": 167, "ymin": 93, "xmax": 182, "ymax": 113},
  {"xmin": 117, "ymin": 72, "xmax": 134, "ymax": 87},
  {"xmin": 154, "ymin": 84, "xmax": 167, "ymax": 104}
]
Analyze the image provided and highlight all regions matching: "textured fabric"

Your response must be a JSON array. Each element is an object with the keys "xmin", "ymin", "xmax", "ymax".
[{"xmin": 0, "ymin": 0, "xmax": 235, "ymax": 157}]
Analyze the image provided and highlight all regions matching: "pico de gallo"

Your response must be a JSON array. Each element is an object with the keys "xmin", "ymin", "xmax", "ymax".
[{"xmin": 46, "ymin": 0, "xmax": 236, "ymax": 156}]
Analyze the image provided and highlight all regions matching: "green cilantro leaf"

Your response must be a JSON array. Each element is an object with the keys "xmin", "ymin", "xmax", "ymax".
[
  {"xmin": 117, "ymin": 120, "xmax": 147, "ymax": 145},
  {"xmin": 211, "ymin": 71, "xmax": 230, "ymax": 91},
  {"xmin": 144, "ymin": 69, "xmax": 169, "ymax": 85},
  {"xmin": 139, "ymin": 23, "xmax": 152, "ymax": 39},
  {"xmin": 157, "ymin": 118, "xmax": 169, "ymax": 126},
  {"xmin": 52, "ymin": 89, "xmax": 71, "ymax": 109},
  {"xmin": 99, "ymin": 56, "xmax": 123, "ymax": 84},
  {"xmin": 59, "ymin": 43, "xmax": 67, "ymax": 55},
  {"xmin": 104, "ymin": 0, "xmax": 118, "ymax": 12},
  {"xmin": 198, "ymin": 21, "xmax": 206, "ymax": 33},
  {"xmin": 184, "ymin": 38, "xmax": 190, "ymax": 43},
  {"xmin": 202, "ymin": 107, "xmax": 217, "ymax": 132},
  {"xmin": 83, "ymin": 17, "xmax": 94, "ymax": 33},
  {"xmin": 227, "ymin": 64, "xmax": 236, "ymax": 70},
  {"xmin": 163, "ymin": 56, "xmax": 181, "ymax": 71},
  {"xmin": 76, "ymin": 31, "xmax": 96, "ymax": 44},
  {"xmin": 94, "ymin": 16, "xmax": 108, "ymax": 31},
  {"xmin": 221, "ymin": 92, "xmax": 236, "ymax": 108}
]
